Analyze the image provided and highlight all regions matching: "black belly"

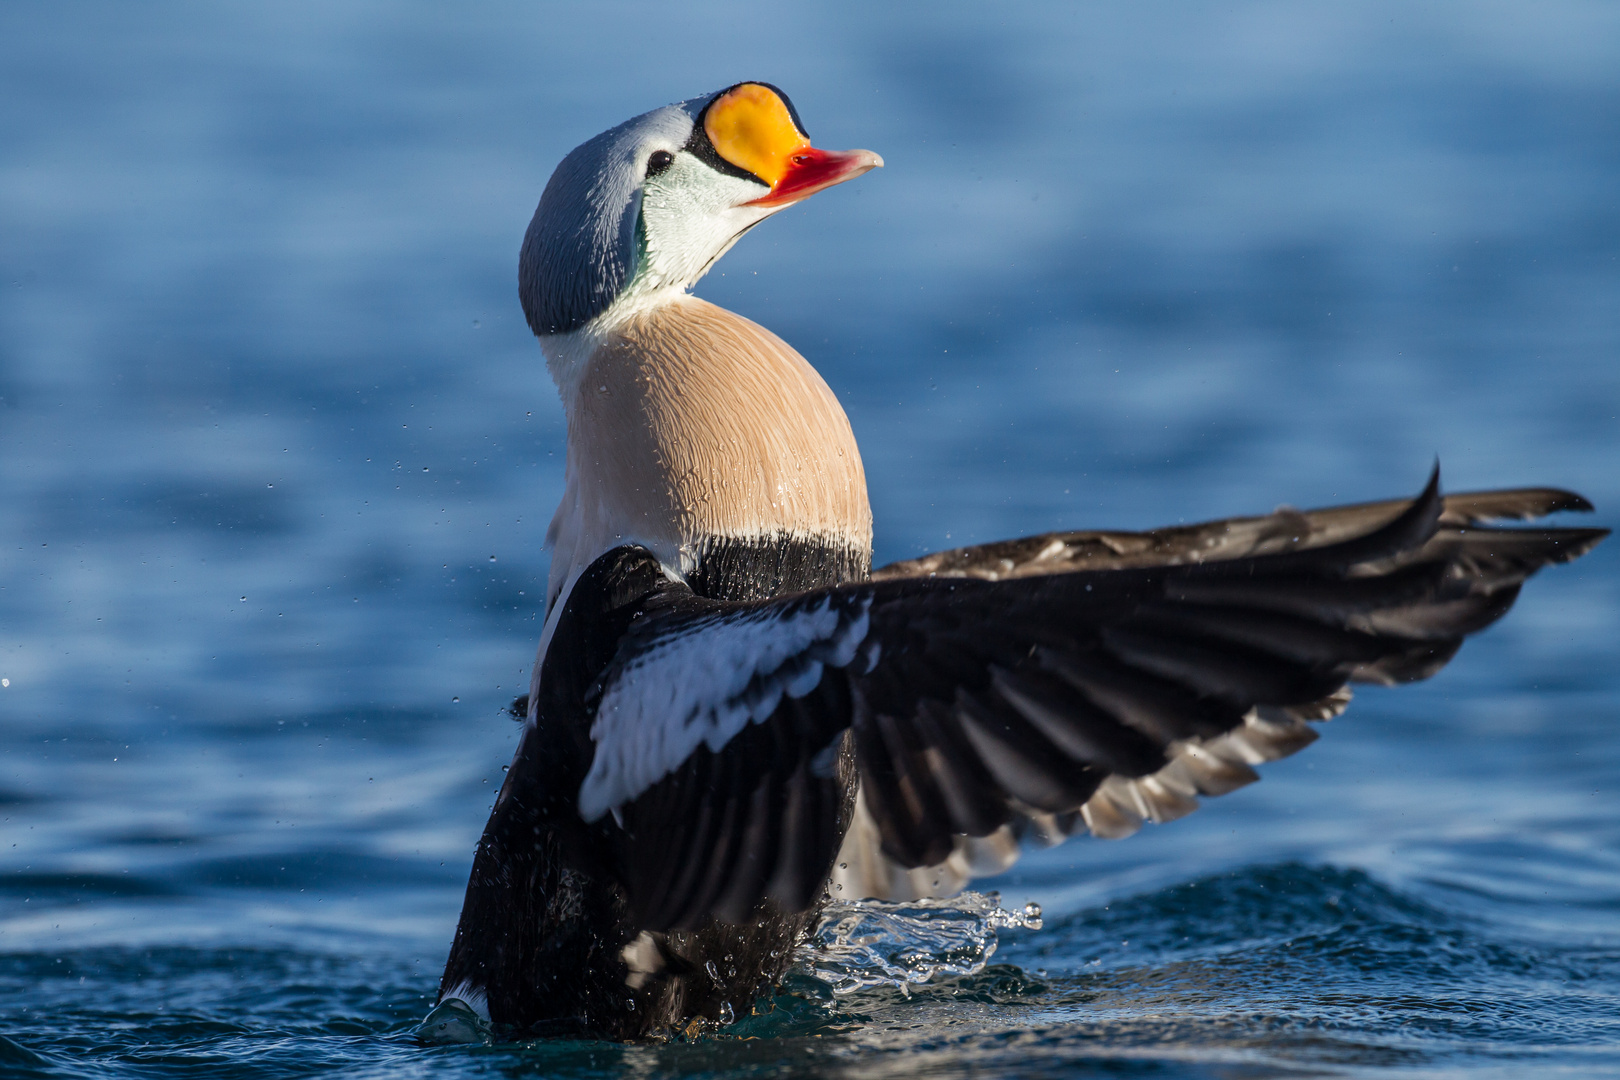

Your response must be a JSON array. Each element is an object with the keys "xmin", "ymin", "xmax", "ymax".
[{"xmin": 437, "ymin": 534, "xmax": 868, "ymax": 1039}]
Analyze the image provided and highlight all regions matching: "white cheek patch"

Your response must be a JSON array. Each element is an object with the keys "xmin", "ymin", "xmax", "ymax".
[
  {"xmin": 578, "ymin": 592, "xmax": 871, "ymax": 821},
  {"xmin": 631, "ymin": 154, "xmax": 774, "ymax": 299}
]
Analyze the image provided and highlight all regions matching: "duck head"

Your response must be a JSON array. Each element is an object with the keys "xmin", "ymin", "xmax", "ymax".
[{"xmin": 519, "ymin": 82, "xmax": 882, "ymax": 338}]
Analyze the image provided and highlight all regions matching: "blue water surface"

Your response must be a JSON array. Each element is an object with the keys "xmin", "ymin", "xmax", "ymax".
[{"xmin": 2, "ymin": 2, "xmax": 1618, "ymax": 1076}]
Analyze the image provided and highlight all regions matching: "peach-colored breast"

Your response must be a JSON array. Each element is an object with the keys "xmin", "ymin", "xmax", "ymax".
[{"xmin": 561, "ymin": 296, "xmax": 872, "ymax": 577}]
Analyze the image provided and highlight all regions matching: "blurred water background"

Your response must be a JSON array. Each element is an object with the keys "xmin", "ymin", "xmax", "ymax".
[{"xmin": 2, "ymin": 2, "xmax": 1618, "ymax": 1076}]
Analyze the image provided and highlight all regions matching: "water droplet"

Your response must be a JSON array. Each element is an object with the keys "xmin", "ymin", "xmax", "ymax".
[
  {"xmin": 717, "ymin": 1001, "xmax": 734, "ymax": 1025},
  {"xmin": 452, "ymin": 696, "xmax": 460, "ymax": 703},
  {"xmin": 488, "ymin": 555, "xmax": 496, "ymax": 562},
  {"xmin": 705, "ymin": 960, "xmax": 719, "ymax": 981},
  {"xmin": 838, "ymin": 862, "xmax": 847, "ymax": 870},
  {"xmin": 240, "ymin": 596, "xmax": 247, "ymax": 602},
  {"xmin": 626, "ymin": 997, "xmax": 635, "ymax": 1010}
]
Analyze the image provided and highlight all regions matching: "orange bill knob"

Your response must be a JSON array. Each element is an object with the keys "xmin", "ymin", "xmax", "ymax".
[{"xmin": 703, "ymin": 83, "xmax": 883, "ymax": 207}]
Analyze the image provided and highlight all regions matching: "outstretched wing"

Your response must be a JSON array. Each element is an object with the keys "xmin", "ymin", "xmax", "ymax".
[
  {"xmin": 870, "ymin": 486, "xmax": 1597, "ymax": 581},
  {"xmin": 578, "ymin": 472, "xmax": 1606, "ymax": 929},
  {"xmin": 835, "ymin": 482, "xmax": 1608, "ymax": 900}
]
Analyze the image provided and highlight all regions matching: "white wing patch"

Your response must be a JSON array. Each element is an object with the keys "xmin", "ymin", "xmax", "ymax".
[{"xmin": 578, "ymin": 594, "xmax": 872, "ymax": 822}]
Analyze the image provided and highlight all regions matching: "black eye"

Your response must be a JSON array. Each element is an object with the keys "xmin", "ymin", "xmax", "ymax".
[{"xmin": 646, "ymin": 150, "xmax": 675, "ymax": 178}]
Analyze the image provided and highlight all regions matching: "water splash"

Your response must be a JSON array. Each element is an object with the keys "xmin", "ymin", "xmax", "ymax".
[{"xmin": 799, "ymin": 891, "xmax": 1042, "ymax": 995}]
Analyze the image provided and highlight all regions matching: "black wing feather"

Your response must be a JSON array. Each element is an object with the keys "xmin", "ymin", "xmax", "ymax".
[{"xmin": 591, "ymin": 473, "xmax": 1605, "ymax": 930}]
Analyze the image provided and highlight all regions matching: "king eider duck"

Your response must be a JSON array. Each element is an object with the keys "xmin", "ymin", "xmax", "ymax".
[{"xmin": 430, "ymin": 82, "xmax": 1607, "ymax": 1041}]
